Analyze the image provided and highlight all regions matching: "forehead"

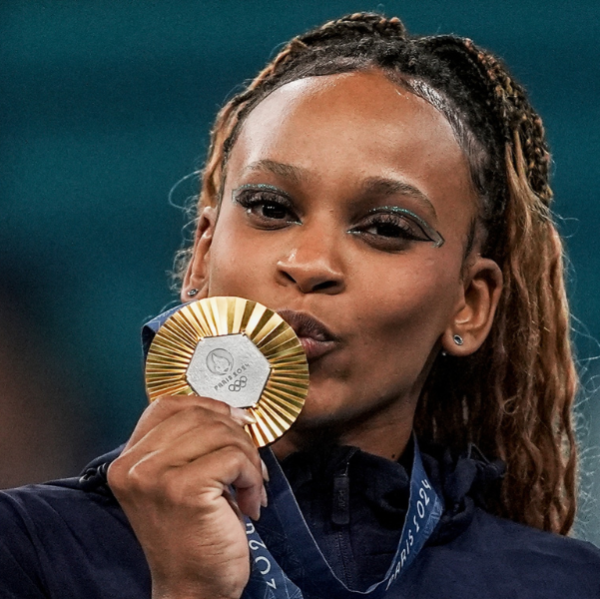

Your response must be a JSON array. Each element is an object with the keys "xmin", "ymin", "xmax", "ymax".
[
  {"xmin": 226, "ymin": 70, "xmax": 477, "ymax": 226},
  {"xmin": 233, "ymin": 70, "xmax": 461, "ymax": 159}
]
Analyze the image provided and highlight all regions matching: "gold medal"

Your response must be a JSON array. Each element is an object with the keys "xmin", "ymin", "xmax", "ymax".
[{"xmin": 144, "ymin": 296, "xmax": 309, "ymax": 446}]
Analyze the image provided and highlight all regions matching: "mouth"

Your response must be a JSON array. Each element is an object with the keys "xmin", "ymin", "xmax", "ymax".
[{"xmin": 277, "ymin": 309, "xmax": 338, "ymax": 363}]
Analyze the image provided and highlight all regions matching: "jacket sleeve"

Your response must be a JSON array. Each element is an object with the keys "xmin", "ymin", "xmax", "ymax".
[{"xmin": 0, "ymin": 491, "xmax": 48, "ymax": 597}]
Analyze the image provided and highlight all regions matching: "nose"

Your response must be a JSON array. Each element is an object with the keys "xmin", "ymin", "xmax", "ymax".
[{"xmin": 276, "ymin": 223, "xmax": 345, "ymax": 294}]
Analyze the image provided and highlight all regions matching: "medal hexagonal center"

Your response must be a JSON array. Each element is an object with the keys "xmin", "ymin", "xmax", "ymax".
[{"xmin": 186, "ymin": 333, "xmax": 271, "ymax": 409}]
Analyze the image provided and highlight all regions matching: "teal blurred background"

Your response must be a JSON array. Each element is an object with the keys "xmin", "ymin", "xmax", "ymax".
[{"xmin": 1, "ymin": 1, "xmax": 599, "ymax": 542}]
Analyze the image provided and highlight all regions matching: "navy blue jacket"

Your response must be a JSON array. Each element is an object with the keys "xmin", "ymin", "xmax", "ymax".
[{"xmin": 1, "ymin": 444, "xmax": 599, "ymax": 598}]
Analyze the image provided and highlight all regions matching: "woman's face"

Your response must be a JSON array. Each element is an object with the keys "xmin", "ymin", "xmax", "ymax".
[{"xmin": 183, "ymin": 70, "xmax": 499, "ymax": 457}]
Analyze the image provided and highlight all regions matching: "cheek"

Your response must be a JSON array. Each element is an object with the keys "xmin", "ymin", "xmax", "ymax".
[
  {"xmin": 206, "ymin": 219, "xmax": 269, "ymax": 296},
  {"xmin": 358, "ymin": 256, "xmax": 462, "ymax": 351}
]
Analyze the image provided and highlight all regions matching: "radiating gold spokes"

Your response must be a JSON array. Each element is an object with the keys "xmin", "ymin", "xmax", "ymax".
[{"xmin": 145, "ymin": 297, "xmax": 309, "ymax": 447}]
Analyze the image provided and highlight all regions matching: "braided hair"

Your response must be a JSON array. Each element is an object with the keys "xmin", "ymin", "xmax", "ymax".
[{"xmin": 176, "ymin": 13, "xmax": 577, "ymax": 534}]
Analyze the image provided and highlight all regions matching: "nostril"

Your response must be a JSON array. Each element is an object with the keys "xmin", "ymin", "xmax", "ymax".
[
  {"xmin": 282, "ymin": 271, "xmax": 296, "ymax": 284},
  {"xmin": 313, "ymin": 280, "xmax": 339, "ymax": 292},
  {"xmin": 276, "ymin": 254, "xmax": 344, "ymax": 294}
]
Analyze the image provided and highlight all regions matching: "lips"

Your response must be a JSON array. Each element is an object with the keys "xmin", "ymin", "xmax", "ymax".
[{"xmin": 277, "ymin": 310, "xmax": 338, "ymax": 362}]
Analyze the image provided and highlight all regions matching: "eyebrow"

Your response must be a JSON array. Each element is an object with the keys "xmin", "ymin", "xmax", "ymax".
[
  {"xmin": 243, "ymin": 159, "xmax": 308, "ymax": 183},
  {"xmin": 242, "ymin": 160, "xmax": 436, "ymax": 218},
  {"xmin": 360, "ymin": 177, "xmax": 437, "ymax": 218}
]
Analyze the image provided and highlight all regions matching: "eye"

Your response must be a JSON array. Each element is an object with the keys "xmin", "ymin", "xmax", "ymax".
[
  {"xmin": 350, "ymin": 208, "xmax": 444, "ymax": 251},
  {"xmin": 232, "ymin": 185, "xmax": 300, "ymax": 228}
]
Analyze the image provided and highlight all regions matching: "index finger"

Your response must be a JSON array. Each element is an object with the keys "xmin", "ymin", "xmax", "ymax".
[{"xmin": 126, "ymin": 394, "xmax": 237, "ymax": 449}]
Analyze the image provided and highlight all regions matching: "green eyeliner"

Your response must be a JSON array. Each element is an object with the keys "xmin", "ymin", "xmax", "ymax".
[{"xmin": 368, "ymin": 205, "xmax": 445, "ymax": 247}]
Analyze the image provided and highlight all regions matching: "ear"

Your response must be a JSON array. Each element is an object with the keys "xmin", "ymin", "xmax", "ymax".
[
  {"xmin": 441, "ymin": 257, "xmax": 503, "ymax": 356},
  {"xmin": 180, "ymin": 206, "xmax": 217, "ymax": 303}
]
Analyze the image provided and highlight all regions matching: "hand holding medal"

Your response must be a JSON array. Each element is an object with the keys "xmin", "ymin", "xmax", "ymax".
[
  {"xmin": 110, "ymin": 296, "xmax": 307, "ymax": 599},
  {"xmin": 144, "ymin": 296, "xmax": 309, "ymax": 446}
]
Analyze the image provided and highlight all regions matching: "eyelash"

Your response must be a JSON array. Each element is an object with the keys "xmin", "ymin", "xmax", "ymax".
[
  {"xmin": 353, "ymin": 212, "xmax": 427, "ymax": 243},
  {"xmin": 234, "ymin": 188, "xmax": 299, "ymax": 227},
  {"xmin": 232, "ymin": 187, "xmax": 435, "ymax": 250}
]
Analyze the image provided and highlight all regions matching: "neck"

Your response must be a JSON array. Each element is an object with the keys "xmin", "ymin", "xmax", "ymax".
[{"xmin": 271, "ymin": 405, "xmax": 415, "ymax": 462}]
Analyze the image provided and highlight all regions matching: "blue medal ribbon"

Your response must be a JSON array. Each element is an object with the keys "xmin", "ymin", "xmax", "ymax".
[
  {"xmin": 142, "ymin": 303, "xmax": 187, "ymax": 355},
  {"xmin": 243, "ymin": 438, "xmax": 443, "ymax": 599}
]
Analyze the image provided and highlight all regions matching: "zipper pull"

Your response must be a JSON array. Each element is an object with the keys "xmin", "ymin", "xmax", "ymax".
[{"xmin": 331, "ymin": 448, "xmax": 357, "ymax": 526}]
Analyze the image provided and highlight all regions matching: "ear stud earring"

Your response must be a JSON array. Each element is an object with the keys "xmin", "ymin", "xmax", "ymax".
[
  {"xmin": 187, "ymin": 288, "xmax": 199, "ymax": 297},
  {"xmin": 453, "ymin": 334, "xmax": 464, "ymax": 346}
]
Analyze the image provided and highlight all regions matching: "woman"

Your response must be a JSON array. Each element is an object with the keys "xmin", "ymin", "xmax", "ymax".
[{"xmin": 1, "ymin": 12, "xmax": 598, "ymax": 599}]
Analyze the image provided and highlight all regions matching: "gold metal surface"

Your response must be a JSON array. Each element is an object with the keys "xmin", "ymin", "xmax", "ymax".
[{"xmin": 145, "ymin": 296, "xmax": 309, "ymax": 446}]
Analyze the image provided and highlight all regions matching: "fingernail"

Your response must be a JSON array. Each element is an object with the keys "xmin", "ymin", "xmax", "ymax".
[
  {"xmin": 230, "ymin": 407, "xmax": 257, "ymax": 425},
  {"xmin": 260, "ymin": 485, "xmax": 268, "ymax": 509},
  {"xmin": 261, "ymin": 459, "xmax": 270, "ymax": 482}
]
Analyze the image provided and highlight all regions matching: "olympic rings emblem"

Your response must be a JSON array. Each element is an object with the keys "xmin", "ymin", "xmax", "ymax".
[{"xmin": 229, "ymin": 376, "xmax": 248, "ymax": 393}]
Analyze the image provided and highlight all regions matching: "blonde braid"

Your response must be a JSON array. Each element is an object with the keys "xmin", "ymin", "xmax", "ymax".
[{"xmin": 454, "ymin": 40, "xmax": 577, "ymax": 532}]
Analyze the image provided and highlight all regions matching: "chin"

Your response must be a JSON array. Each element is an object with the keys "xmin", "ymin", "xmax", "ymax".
[
  {"xmin": 294, "ymin": 387, "xmax": 347, "ymax": 426},
  {"xmin": 291, "ymin": 400, "xmax": 362, "ymax": 438},
  {"xmin": 293, "ymin": 407, "xmax": 340, "ymax": 430}
]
